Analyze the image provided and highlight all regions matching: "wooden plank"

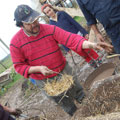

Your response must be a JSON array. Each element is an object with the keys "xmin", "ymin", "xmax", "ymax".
[{"xmin": 0, "ymin": 79, "xmax": 12, "ymax": 86}]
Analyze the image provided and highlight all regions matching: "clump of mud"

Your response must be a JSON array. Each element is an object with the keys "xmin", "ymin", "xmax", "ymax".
[{"xmin": 80, "ymin": 75, "xmax": 120, "ymax": 117}]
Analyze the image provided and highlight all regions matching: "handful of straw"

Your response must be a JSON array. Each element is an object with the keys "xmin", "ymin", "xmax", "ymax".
[{"xmin": 44, "ymin": 74, "xmax": 74, "ymax": 96}]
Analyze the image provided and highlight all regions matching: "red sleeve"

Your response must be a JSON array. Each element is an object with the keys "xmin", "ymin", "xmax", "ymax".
[
  {"xmin": 10, "ymin": 43, "xmax": 30, "ymax": 78},
  {"xmin": 52, "ymin": 26, "xmax": 86, "ymax": 54},
  {"xmin": 52, "ymin": 26, "xmax": 99, "ymax": 62}
]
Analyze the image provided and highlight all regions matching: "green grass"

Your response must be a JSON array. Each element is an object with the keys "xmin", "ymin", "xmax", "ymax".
[
  {"xmin": 73, "ymin": 16, "xmax": 87, "ymax": 26},
  {"xmin": 6, "ymin": 74, "xmax": 23, "ymax": 89},
  {"xmin": 0, "ymin": 55, "xmax": 13, "ymax": 74}
]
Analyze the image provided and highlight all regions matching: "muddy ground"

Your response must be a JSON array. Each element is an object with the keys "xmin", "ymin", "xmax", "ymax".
[{"xmin": 1, "ymin": 29, "xmax": 120, "ymax": 120}]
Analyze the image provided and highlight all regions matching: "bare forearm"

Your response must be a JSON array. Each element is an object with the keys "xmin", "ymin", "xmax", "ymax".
[
  {"xmin": 90, "ymin": 24, "xmax": 100, "ymax": 35},
  {"xmin": 28, "ymin": 66, "xmax": 55, "ymax": 76},
  {"xmin": 1, "ymin": 104, "xmax": 22, "ymax": 116},
  {"xmin": 91, "ymin": 24, "xmax": 104, "ymax": 42},
  {"xmin": 28, "ymin": 66, "xmax": 41, "ymax": 74},
  {"xmin": 82, "ymin": 41, "xmax": 96, "ymax": 49}
]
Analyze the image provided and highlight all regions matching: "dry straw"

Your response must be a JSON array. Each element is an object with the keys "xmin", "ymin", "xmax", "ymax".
[{"xmin": 44, "ymin": 74, "xmax": 74, "ymax": 96}]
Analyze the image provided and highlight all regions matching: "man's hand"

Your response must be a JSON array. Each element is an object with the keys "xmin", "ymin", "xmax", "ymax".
[
  {"xmin": 82, "ymin": 41, "xmax": 113, "ymax": 53},
  {"xmin": 39, "ymin": 66, "xmax": 55, "ymax": 76},
  {"xmin": 28, "ymin": 66, "xmax": 55, "ymax": 75},
  {"xmin": 10, "ymin": 108, "xmax": 22, "ymax": 117},
  {"xmin": 2, "ymin": 105, "xmax": 22, "ymax": 117},
  {"xmin": 93, "ymin": 42, "xmax": 113, "ymax": 53}
]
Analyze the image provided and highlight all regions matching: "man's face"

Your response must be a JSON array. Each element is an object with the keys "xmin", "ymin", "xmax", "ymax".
[{"xmin": 23, "ymin": 19, "xmax": 40, "ymax": 35}]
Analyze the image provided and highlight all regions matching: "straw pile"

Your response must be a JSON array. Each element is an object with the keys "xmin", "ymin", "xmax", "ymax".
[{"xmin": 44, "ymin": 74, "xmax": 74, "ymax": 96}]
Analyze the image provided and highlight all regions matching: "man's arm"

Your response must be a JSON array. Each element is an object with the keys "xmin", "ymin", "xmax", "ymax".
[
  {"xmin": 2, "ymin": 105, "xmax": 15, "ymax": 113},
  {"xmin": 28, "ymin": 66, "xmax": 55, "ymax": 76},
  {"xmin": 91, "ymin": 24, "xmax": 104, "ymax": 42},
  {"xmin": 76, "ymin": 0, "xmax": 97, "ymax": 26},
  {"xmin": 10, "ymin": 44, "xmax": 31, "ymax": 78},
  {"xmin": 10, "ymin": 45, "xmax": 55, "ymax": 77},
  {"xmin": 1, "ymin": 104, "xmax": 22, "ymax": 116},
  {"xmin": 76, "ymin": 1, "xmax": 104, "ymax": 42},
  {"xmin": 52, "ymin": 26, "xmax": 113, "ymax": 53}
]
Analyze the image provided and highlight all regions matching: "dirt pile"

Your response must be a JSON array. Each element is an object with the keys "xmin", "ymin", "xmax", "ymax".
[{"xmin": 80, "ymin": 74, "xmax": 120, "ymax": 117}]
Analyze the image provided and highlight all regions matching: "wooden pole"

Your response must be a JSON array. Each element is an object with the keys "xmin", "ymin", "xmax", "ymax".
[
  {"xmin": 0, "ymin": 38, "xmax": 9, "ymax": 50},
  {"xmin": 0, "ymin": 61, "xmax": 7, "ymax": 69}
]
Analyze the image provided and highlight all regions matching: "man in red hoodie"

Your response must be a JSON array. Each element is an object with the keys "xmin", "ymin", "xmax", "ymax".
[{"xmin": 10, "ymin": 4, "xmax": 112, "ymax": 116}]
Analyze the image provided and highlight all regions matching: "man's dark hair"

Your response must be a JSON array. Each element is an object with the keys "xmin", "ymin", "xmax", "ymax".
[{"xmin": 16, "ymin": 21, "xmax": 23, "ymax": 27}]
